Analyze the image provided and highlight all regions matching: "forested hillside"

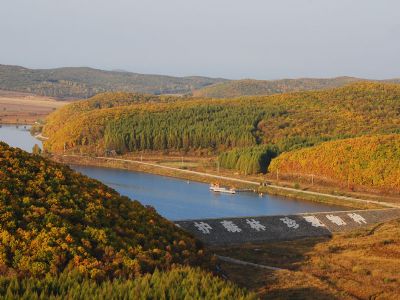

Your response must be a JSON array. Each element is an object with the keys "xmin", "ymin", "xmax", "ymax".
[
  {"xmin": 41, "ymin": 92, "xmax": 179, "ymax": 136},
  {"xmin": 0, "ymin": 64, "xmax": 226, "ymax": 99},
  {"xmin": 0, "ymin": 142, "xmax": 254, "ymax": 298},
  {"xmin": 43, "ymin": 82, "xmax": 400, "ymax": 158},
  {"xmin": 268, "ymin": 134, "xmax": 400, "ymax": 193},
  {"xmin": 0, "ymin": 142, "xmax": 206, "ymax": 278},
  {"xmin": 193, "ymin": 77, "xmax": 362, "ymax": 98}
]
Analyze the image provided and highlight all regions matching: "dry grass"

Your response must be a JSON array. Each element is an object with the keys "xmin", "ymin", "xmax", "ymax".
[
  {"xmin": 214, "ymin": 219, "xmax": 400, "ymax": 299},
  {"xmin": 0, "ymin": 90, "xmax": 69, "ymax": 124}
]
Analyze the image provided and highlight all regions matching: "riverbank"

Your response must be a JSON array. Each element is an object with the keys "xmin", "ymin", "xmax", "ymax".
[{"xmin": 49, "ymin": 153, "xmax": 390, "ymax": 210}]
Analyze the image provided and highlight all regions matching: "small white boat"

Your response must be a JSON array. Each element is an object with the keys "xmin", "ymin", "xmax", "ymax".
[{"xmin": 209, "ymin": 184, "xmax": 236, "ymax": 194}]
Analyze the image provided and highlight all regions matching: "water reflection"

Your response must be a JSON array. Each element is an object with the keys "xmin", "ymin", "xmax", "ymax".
[{"xmin": 0, "ymin": 125, "xmax": 348, "ymax": 220}]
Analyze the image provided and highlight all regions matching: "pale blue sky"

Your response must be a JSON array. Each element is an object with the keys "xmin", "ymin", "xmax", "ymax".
[{"xmin": 1, "ymin": 0, "xmax": 399, "ymax": 79}]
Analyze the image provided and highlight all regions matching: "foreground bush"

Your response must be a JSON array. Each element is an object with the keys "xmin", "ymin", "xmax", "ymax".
[{"xmin": 0, "ymin": 267, "xmax": 256, "ymax": 300}]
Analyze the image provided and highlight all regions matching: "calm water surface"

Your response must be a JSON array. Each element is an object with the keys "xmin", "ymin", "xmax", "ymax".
[
  {"xmin": 0, "ymin": 125, "xmax": 42, "ymax": 152},
  {"xmin": 0, "ymin": 125, "xmax": 348, "ymax": 220}
]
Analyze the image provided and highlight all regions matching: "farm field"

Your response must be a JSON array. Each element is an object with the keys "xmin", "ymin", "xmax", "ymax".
[{"xmin": 0, "ymin": 90, "xmax": 69, "ymax": 124}]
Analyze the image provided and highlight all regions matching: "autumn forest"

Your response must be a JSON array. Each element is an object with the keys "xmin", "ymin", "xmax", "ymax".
[{"xmin": 42, "ymin": 82, "xmax": 400, "ymax": 193}]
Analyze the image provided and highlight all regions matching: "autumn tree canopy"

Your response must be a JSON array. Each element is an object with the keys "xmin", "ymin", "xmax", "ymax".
[
  {"xmin": 43, "ymin": 82, "xmax": 400, "ymax": 157},
  {"xmin": 268, "ymin": 134, "xmax": 400, "ymax": 193},
  {"xmin": 0, "ymin": 142, "xmax": 206, "ymax": 280}
]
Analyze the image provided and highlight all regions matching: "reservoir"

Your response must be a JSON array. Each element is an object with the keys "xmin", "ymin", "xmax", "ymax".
[
  {"xmin": 1, "ymin": 124, "xmax": 348, "ymax": 220},
  {"xmin": 0, "ymin": 124, "xmax": 41, "ymax": 152}
]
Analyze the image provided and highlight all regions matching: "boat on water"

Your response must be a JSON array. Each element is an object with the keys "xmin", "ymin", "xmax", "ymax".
[{"xmin": 209, "ymin": 183, "xmax": 236, "ymax": 194}]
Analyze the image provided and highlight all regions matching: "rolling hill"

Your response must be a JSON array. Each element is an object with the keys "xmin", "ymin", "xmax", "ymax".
[
  {"xmin": 193, "ymin": 77, "xmax": 400, "ymax": 98},
  {"xmin": 43, "ymin": 82, "xmax": 400, "ymax": 157},
  {"xmin": 0, "ymin": 142, "xmax": 206, "ymax": 278},
  {"xmin": 2, "ymin": 64, "xmax": 400, "ymax": 100},
  {"xmin": 0, "ymin": 142, "xmax": 255, "ymax": 298},
  {"xmin": 0, "ymin": 64, "xmax": 226, "ymax": 99},
  {"xmin": 268, "ymin": 134, "xmax": 400, "ymax": 193}
]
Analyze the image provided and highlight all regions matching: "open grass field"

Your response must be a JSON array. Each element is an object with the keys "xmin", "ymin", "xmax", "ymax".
[
  {"xmin": 214, "ymin": 218, "xmax": 400, "ymax": 299},
  {"xmin": 0, "ymin": 90, "xmax": 69, "ymax": 124}
]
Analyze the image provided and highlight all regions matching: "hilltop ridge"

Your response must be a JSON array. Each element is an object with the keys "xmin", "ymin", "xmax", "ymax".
[
  {"xmin": 43, "ymin": 81, "xmax": 400, "ymax": 155},
  {"xmin": 2, "ymin": 64, "xmax": 400, "ymax": 99},
  {"xmin": 0, "ymin": 64, "xmax": 226, "ymax": 99},
  {"xmin": 193, "ymin": 77, "xmax": 400, "ymax": 98}
]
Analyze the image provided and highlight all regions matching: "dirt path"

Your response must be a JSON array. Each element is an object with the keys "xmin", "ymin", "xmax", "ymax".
[
  {"xmin": 216, "ymin": 255, "xmax": 284, "ymax": 271},
  {"xmin": 265, "ymin": 184, "xmax": 399, "ymax": 209}
]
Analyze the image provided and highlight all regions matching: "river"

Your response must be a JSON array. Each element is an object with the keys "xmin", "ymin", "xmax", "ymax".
[{"xmin": 0, "ymin": 124, "xmax": 348, "ymax": 220}]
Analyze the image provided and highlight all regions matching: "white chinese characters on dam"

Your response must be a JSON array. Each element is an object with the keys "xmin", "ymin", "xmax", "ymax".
[
  {"xmin": 194, "ymin": 222, "xmax": 213, "ymax": 234},
  {"xmin": 191, "ymin": 212, "xmax": 369, "ymax": 235},
  {"xmin": 246, "ymin": 219, "xmax": 266, "ymax": 231},
  {"xmin": 348, "ymin": 213, "xmax": 367, "ymax": 224},
  {"xmin": 221, "ymin": 220, "xmax": 242, "ymax": 233},
  {"xmin": 303, "ymin": 215, "xmax": 326, "ymax": 227},
  {"xmin": 280, "ymin": 217, "xmax": 299, "ymax": 229},
  {"xmin": 326, "ymin": 215, "xmax": 347, "ymax": 226}
]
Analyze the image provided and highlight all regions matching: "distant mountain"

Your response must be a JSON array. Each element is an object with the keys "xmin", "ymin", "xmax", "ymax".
[
  {"xmin": 2, "ymin": 64, "xmax": 399, "ymax": 100},
  {"xmin": 193, "ymin": 77, "xmax": 400, "ymax": 98},
  {"xmin": 0, "ymin": 64, "xmax": 227, "ymax": 99}
]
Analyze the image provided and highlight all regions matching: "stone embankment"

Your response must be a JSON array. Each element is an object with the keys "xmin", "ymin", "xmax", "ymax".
[{"xmin": 175, "ymin": 208, "xmax": 400, "ymax": 245}]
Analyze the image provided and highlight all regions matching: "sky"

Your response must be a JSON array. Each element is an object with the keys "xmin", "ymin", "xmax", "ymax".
[{"xmin": 1, "ymin": 0, "xmax": 399, "ymax": 80}]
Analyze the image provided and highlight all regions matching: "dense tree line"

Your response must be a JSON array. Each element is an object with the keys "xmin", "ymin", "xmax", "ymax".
[
  {"xmin": 103, "ymin": 104, "xmax": 262, "ymax": 153},
  {"xmin": 43, "ymin": 82, "xmax": 400, "ymax": 156},
  {"xmin": 0, "ymin": 267, "xmax": 255, "ymax": 299},
  {"xmin": 218, "ymin": 145, "xmax": 279, "ymax": 174},
  {"xmin": 268, "ymin": 134, "xmax": 400, "ymax": 193},
  {"xmin": 0, "ymin": 142, "xmax": 207, "ymax": 279},
  {"xmin": 42, "ymin": 92, "xmax": 180, "ymax": 144}
]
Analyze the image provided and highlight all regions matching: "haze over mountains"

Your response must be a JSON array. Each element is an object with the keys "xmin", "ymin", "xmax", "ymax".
[
  {"xmin": 193, "ymin": 77, "xmax": 400, "ymax": 98},
  {"xmin": 0, "ymin": 64, "xmax": 226, "ymax": 99},
  {"xmin": 1, "ymin": 64, "xmax": 400, "ymax": 99}
]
